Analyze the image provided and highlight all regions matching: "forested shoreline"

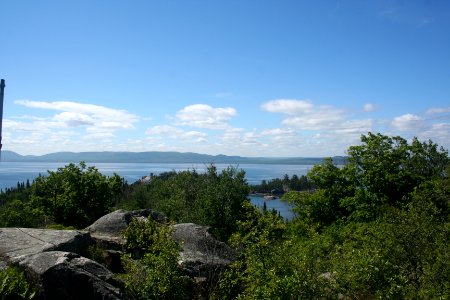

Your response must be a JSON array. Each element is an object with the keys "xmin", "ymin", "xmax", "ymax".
[{"xmin": 1, "ymin": 132, "xmax": 449, "ymax": 299}]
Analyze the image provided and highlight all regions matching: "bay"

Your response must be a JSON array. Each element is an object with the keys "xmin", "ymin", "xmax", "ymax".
[
  {"xmin": 0, "ymin": 161, "xmax": 313, "ymax": 190},
  {"xmin": 249, "ymin": 195, "xmax": 295, "ymax": 220},
  {"xmin": 0, "ymin": 162, "xmax": 307, "ymax": 220}
]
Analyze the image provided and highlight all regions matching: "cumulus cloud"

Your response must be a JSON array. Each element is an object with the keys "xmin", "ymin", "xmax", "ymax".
[
  {"xmin": 5, "ymin": 100, "xmax": 141, "ymax": 154},
  {"xmin": 261, "ymin": 128, "xmax": 295, "ymax": 136},
  {"xmin": 15, "ymin": 100, "xmax": 139, "ymax": 130},
  {"xmin": 391, "ymin": 113, "xmax": 425, "ymax": 132},
  {"xmin": 174, "ymin": 104, "xmax": 236, "ymax": 129},
  {"xmin": 262, "ymin": 99, "xmax": 349, "ymax": 131},
  {"xmin": 146, "ymin": 125, "xmax": 184, "ymax": 137},
  {"xmin": 146, "ymin": 125, "xmax": 207, "ymax": 143},
  {"xmin": 261, "ymin": 99, "xmax": 313, "ymax": 115},
  {"xmin": 53, "ymin": 112, "xmax": 95, "ymax": 127},
  {"xmin": 7, "ymin": 97, "xmax": 450, "ymax": 157},
  {"xmin": 423, "ymin": 123, "xmax": 450, "ymax": 143},
  {"xmin": 385, "ymin": 108, "xmax": 450, "ymax": 151},
  {"xmin": 258, "ymin": 98, "xmax": 378, "ymax": 155}
]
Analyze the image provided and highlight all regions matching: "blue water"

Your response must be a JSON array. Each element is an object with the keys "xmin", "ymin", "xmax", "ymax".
[
  {"xmin": 249, "ymin": 195, "xmax": 295, "ymax": 221},
  {"xmin": 0, "ymin": 162, "xmax": 312, "ymax": 190},
  {"xmin": 0, "ymin": 162, "xmax": 307, "ymax": 220}
]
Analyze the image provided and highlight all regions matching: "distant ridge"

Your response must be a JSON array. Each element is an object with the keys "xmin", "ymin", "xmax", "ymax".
[{"xmin": 1, "ymin": 150, "xmax": 347, "ymax": 165}]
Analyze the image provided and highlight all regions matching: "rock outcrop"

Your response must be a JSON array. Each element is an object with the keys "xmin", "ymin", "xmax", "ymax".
[
  {"xmin": 86, "ymin": 209, "xmax": 166, "ymax": 251},
  {"xmin": 0, "ymin": 210, "xmax": 235, "ymax": 299},
  {"xmin": 172, "ymin": 223, "xmax": 236, "ymax": 293},
  {"xmin": 86, "ymin": 209, "xmax": 166, "ymax": 237},
  {"xmin": 0, "ymin": 228, "xmax": 90, "ymax": 264},
  {"xmin": 19, "ymin": 251, "xmax": 125, "ymax": 300},
  {"xmin": 173, "ymin": 223, "xmax": 236, "ymax": 273},
  {"xmin": 0, "ymin": 228, "xmax": 128, "ymax": 299}
]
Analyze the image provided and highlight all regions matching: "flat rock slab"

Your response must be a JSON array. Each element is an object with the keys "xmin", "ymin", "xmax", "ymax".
[{"xmin": 0, "ymin": 228, "xmax": 90, "ymax": 263}]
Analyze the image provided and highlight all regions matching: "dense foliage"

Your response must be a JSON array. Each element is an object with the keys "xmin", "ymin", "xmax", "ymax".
[
  {"xmin": 0, "ymin": 266, "xmax": 36, "ymax": 299},
  {"xmin": 0, "ymin": 133, "xmax": 449, "ymax": 298},
  {"xmin": 119, "ymin": 165, "xmax": 250, "ymax": 240},
  {"xmin": 214, "ymin": 133, "xmax": 450, "ymax": 299},
  {"xmin": 121, "ymin": 218, "xmax": 190, "ymax": 299},
  {"xmin": 250, "ymin": 173, "xmax": 312, "ymax": 194},
  {"xmin": 0, "ymin": 162, "xmax": 123, "ymax": 228}
]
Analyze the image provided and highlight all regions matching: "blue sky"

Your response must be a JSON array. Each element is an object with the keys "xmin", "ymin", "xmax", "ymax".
[{"xmin": 2, "ymin": 0, "xmax": 450, "ymax": 157}]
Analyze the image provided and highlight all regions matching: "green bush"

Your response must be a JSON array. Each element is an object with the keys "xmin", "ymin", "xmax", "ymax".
[
  {"xmin": 0, "ymin": 266, "xmax": 36, "ymax": 300},
  {"xmin": 121, "ymin": 218, "xmax": 190, "ymax": 299}
]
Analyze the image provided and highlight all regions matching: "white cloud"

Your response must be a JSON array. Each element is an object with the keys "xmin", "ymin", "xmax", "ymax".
[
  {"xmin": 426, "ymin": 106, "xmax": 450, "ymax": 115},
  {"xmin": 146, "ymin": 125, "xmax": 184, "ymax": 137},
  {"xmin": 82, "ymin": 132, "xmax": 115, "ymax": 141},
  {"xmin": 221, "ymin": 128, "xmax": 245, "ymax": 142},
  {"xmin": 5, "ymin": 100, "xmax": 141, "ymax": 155},
  {"xmin": 284, "ymin": 108, "xmax": 344, "ymax": 130},
  {"xmin": 146, "ymin": 125, "xmax": 207, "ymax": 143},
  {"xmin": 261, "ymin": 128, "xmax": 295, "ymax": 136},
  {"xmin": 423, "ymin": 123, "xmax": 450, "ymax": 140},
  {"xmin": 258, "ymin": 99, "xmax": 377, "ymax": 155},
  {"xmin": 6, "ymin": 97, "xmax": 449, "ymax": 157},
  {"xmin": 391, "ymin": 113, "xmax": 425, "ymax": 132},
  {"xmin": 333, "ymin": 119, "xmax": 373, "ymax": 134},
  {"xmin": 261, "ymin": 99, "xmax": 313, "ymax": 115},
  {"xmin": 15, "ymin": 100, "xmax": 139, "ymax": 131},
  {"xmin": 262, "ymin": 99, "xmax": 351, "ymax": 131},
  {"xmin": 175, "ymin": 104, "xmax": 236, "ymax": 129},
  {"xmin": 53, "ymin": 112, "xmax": 95, "ymax": 127},
  {"xmin": 363, "ymin": 103, "xmax": 376, "ymax": 112},
  {"xmin": 3, "ymin": 119, "xmax": 44, "ymax": 132}
]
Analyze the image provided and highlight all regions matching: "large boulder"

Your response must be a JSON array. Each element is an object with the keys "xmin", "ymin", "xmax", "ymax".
[
  {"xmin": 85, "ymin": 209, "xmax": 132, "ymax": 237},
  {"xmin": 172, "ymin": 223, "xmax": 236, "ymax": 296},
  {"xmin": 172, "ymin": 223, "xmax": 236, "ymax": 276},
  {"xmin": 86, "ymin": 209, "xmax": 167, "ymax": 237},
  {"xmin": 0, "ymin": 228, "xmax": 129, "ymax": 299},
  {"xmin": 19, "ymin": 251, "xmax": 127, "ymax": 300},
  {"xmin": 85, "ymin": 209, "xmax": 166, "ymax": 251}
]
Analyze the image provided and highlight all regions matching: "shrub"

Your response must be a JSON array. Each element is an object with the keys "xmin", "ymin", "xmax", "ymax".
[
  {"xmin": 0, "ymin": 266, "xmax": 36, "ymax": 299},
  {"xmin": 121, "ymin": 218, "xmax": 190, "ymax": 299}
]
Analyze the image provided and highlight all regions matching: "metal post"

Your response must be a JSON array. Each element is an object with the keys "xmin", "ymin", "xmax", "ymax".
[{"xmin": 0, "ymin": 79, "xmax": 5, "ymax": 158}]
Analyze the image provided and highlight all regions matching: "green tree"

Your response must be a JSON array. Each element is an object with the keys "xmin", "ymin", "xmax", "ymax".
[
  {"xmin": 125, "ymin": 165, "xmax": 250, "ymax": 241},
  {"xmin": 288, "ymin": 133, "xmax": 449, "ymax": 226},
  {"xmin": 30, "ymin": 162, "xmax": 123, "ymax": 228}
]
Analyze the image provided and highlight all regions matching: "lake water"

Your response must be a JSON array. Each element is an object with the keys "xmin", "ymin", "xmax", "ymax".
[
  {"xmin": 249, "ymin": 194, "xmax": 295, "ymax": 220},
  {"xmin": 0, "ymin": 162, "xmax": 313, "ymax": 190},
  {"xmin": 0, "ymin": 161, "xmax": 306, "ymax": 220}
]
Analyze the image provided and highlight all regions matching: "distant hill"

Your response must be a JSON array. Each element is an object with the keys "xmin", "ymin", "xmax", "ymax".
[{"xmin": 1, "ymin": 150, "xmax": 347, "ymax": 165}]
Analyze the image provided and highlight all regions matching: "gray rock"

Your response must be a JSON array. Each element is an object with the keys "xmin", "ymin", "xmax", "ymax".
[
  {"xmin": 0, "ymin": 227, "xmax": 129, "ymax": 299},
  {"xmin": 172, "ymin": 223, "xmax": 236, "ymax": 276},
  {"xmin": 172, "ymin": 223, "xmax": 236, "ymax": 296},
  {"xmin": 19, "ymin": 251, "xmax": 127, "ymax": 300},
  {"xmin": 86, "ymin": 209, "xmax": 166, "ymax": 237},
  {"xmin": 86, "ymin": 209, "xmax": 167, "ymax": 250},
  {"xmin": 0, "ymin": 228, "xmax": 90, "ymax": 263},
  {"xmin": 86, "ymin": 209, "xmax": 132, "ymax": 237}
]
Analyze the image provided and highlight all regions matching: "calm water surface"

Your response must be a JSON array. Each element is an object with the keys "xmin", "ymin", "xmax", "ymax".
[
  {"xmin": 0, "ymin": 162, "xmax": 313, "ymax": 190},
  {"xmin": 0, "ymin": 162, "xmax": 307, "ymax": 220}
]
